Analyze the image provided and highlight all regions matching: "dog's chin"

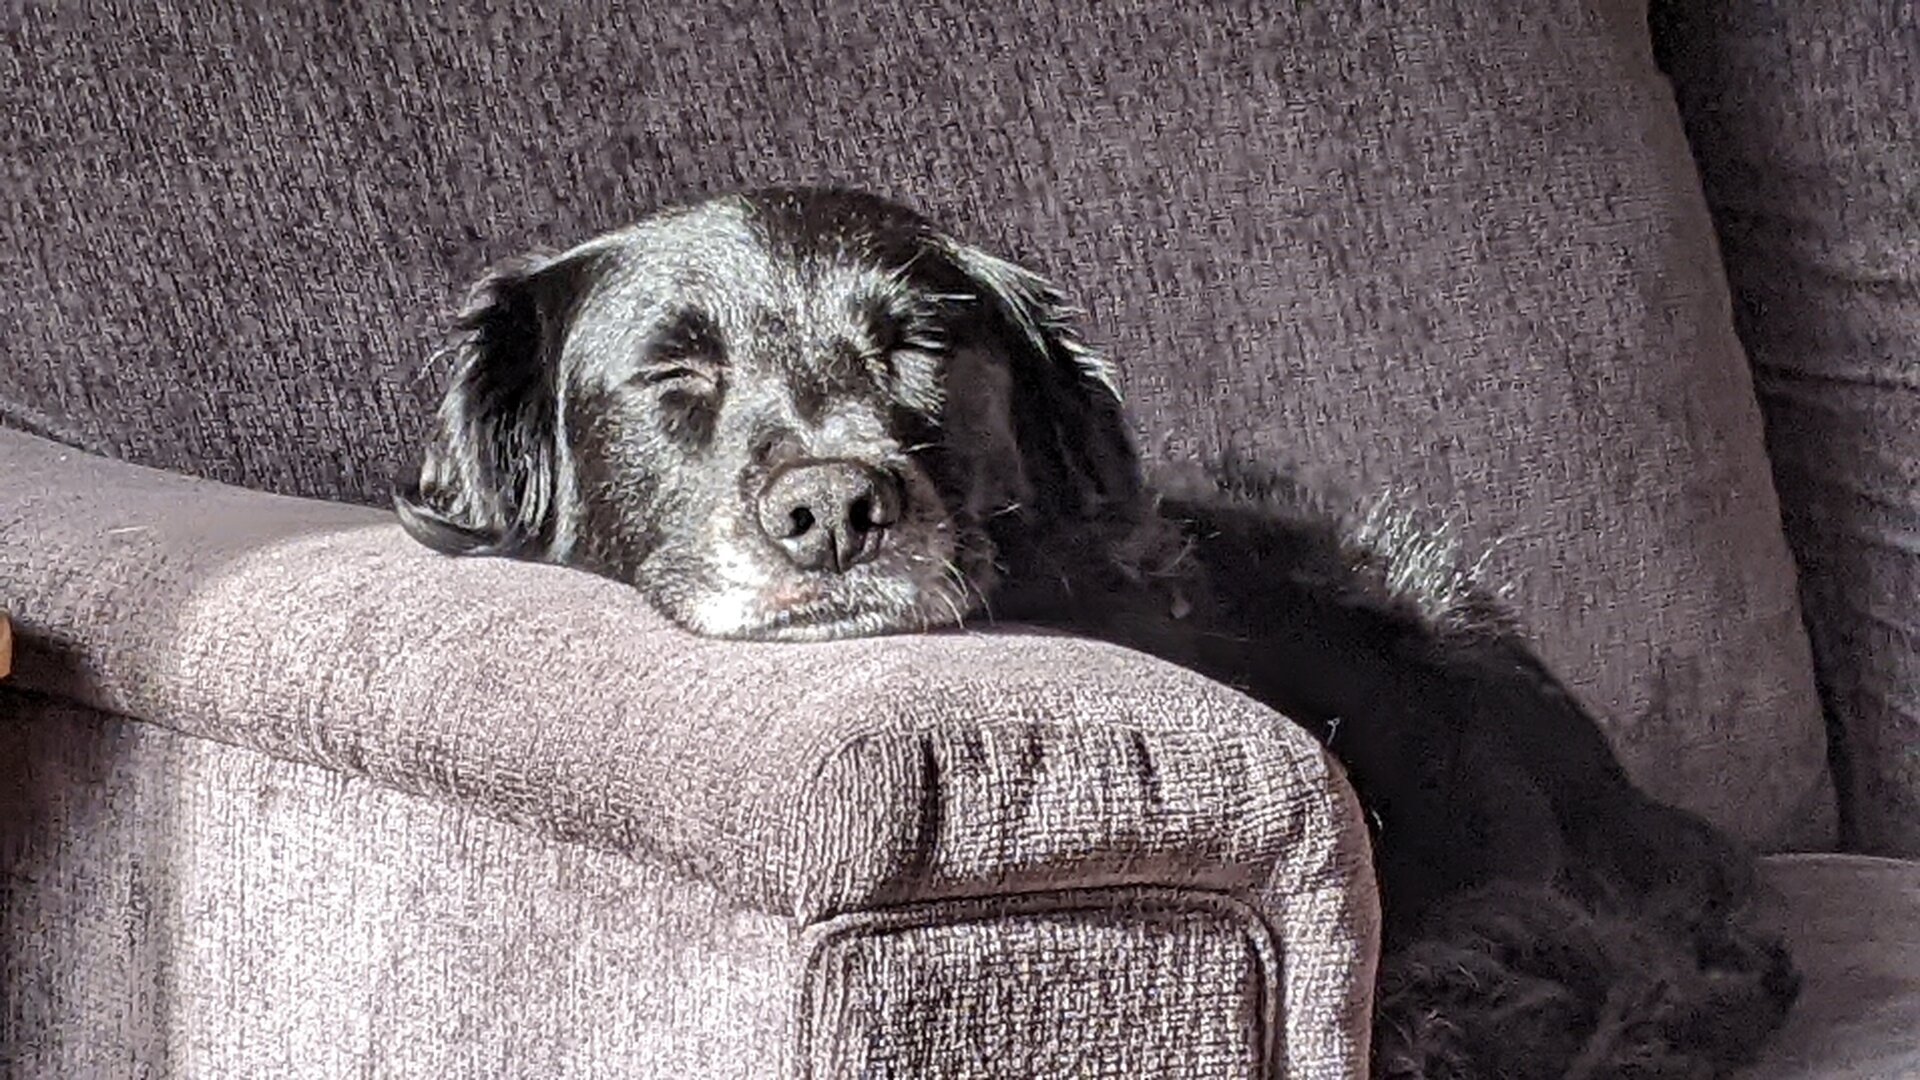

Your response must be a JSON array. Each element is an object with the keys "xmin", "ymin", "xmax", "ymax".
[{"xmin": 667, "ymin": 580, "xmax": 978, "ymax": 643}]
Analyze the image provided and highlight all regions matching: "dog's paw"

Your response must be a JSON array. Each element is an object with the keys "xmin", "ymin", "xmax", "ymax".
[
  {"xmin": 1373, "ymin": 959, "xmax": 1580, "ymax": 1079},
  {"xmin": 1373, "ymin": 889, "xmax": 1597, "ymax": 1080},
  {"xmin": 1372, "ymin": 882, "xmax": 1798, "ymax": 1079}
]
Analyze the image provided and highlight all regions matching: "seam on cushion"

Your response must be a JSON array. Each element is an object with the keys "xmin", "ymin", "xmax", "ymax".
[
  {"xmin": 0, "ymin": 401, "xmax": 118, "ymax": 459},
  {"xmin": 1253, "ymin": 737, "xmax": 1379, "ymax": 1080},
  {"xmin": 793, "ymin": 885, "xmax": 1285, "ymax": 1080},
  {"xmin": 780, "ymin": 712, "xmax": 1316, "ymax": 922},
  {"xmin": 781, "ymin": 719, "xmax": 917, "ymax": 919}
]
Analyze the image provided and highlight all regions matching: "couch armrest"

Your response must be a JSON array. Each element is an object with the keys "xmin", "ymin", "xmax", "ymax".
[{"xmin": 2, "ymin": 430, "xmax": 1377, "ymax": 1065}]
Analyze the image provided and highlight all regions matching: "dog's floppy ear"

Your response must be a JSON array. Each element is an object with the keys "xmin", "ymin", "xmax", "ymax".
[
  {"xmin": 933, "ymin": 237, "xmax": 1143, "ymax": 518},
  {"xmin": 395, "ymin": 252, "xmax": 586, "ymax": 559}
]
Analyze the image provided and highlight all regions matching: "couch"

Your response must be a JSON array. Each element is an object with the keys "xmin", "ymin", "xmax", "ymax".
[{"xmin": 3, "ymin": 2, "xmax": 1915, "ymax": 1076}]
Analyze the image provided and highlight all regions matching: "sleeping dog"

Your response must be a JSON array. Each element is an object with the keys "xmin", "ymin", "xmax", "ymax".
[{"xmin": 397, "ymin": 188, "xmax": 1797, "ymax": 1078}]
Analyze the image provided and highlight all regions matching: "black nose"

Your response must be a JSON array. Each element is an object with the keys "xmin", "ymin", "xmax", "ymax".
[{"xmin": 756, "ymin": 461, "xmax": 901, "ymax": 573}]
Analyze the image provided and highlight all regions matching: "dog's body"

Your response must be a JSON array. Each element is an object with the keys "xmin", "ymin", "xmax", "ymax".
[{"xmin": 399, "ymin": 188, "xmax": 1797, "ymax": 1077}]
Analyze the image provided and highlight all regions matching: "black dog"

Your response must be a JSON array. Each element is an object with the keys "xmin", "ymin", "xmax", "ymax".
[{"xmin": 398, "ymin": 188, "xmax": 1797, "ymax": 1078}]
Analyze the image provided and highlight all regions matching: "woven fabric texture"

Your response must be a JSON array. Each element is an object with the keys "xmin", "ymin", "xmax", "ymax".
[
  {"xmin": 1656, "ymin": 3, "xmax": 1920, "ymax": 856},
  {"xmin": 2, "ymin": 696, "xmax": 1328, "ymax": 1079},
  {"xmin": 802, "ymin": 893, "xmax": 1280, "ymax": 1078},
  {"xmin": 8, "ymin": 698, "xmax": 1915, "ymax": 1078}
]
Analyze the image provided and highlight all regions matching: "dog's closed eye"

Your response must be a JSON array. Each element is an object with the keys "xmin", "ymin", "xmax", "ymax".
[
  {"xmin": 629, "ymin": 307, "xmax": 727, "ymax": 399},
  {"xmin": 633, "ymin": 362, "xmax": 724, "ymax": 397},
  {"xmin": 634, "ymin": 364, "xmax": 715, "ymax": 388}
]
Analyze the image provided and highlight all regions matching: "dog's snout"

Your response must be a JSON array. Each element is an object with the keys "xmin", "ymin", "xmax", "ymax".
[{"xmin": 757, "ymin": 461, "xmax": 900, "ymax": 573}]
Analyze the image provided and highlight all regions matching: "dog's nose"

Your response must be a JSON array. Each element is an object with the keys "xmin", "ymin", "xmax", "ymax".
[{"xmin": 756, "ymin": 461, "xmax": 900, "ymax": 574}]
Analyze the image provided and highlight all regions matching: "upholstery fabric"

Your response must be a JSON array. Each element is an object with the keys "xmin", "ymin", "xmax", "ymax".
[
  {"xmin": 802, "ymin": 892, "xmax": 1279, "ymax": 1078},
  {"xmin": 1, "ymin": 695, "xmax": 799, "ymax": 1078},
  {"xmin": 1736, "ymin": 854, "xmax": 1920, "ymax": 1079},
  {"xmin": 7, "ymin": 697, "xmax": 1913, "ymax": 1079},
  {"xmin": 0, "ymin": 428, "xmax": 1378, "ymax": 1076},
  {"xmin": 1655, "ymin": 4, "xmax": 1920, "ymax": 857},
  {"xmin": 0, "ymin": 0, "xmax": 1833, "ymax": 848},
  {"xmin": 1, "ymin": 696, "xmax": 1304, "ymax": 1079}
]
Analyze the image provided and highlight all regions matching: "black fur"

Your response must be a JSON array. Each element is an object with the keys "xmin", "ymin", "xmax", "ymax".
[{"xmin": 399, "ymin": 188, "xmax": 1798, "ymax": 1077}]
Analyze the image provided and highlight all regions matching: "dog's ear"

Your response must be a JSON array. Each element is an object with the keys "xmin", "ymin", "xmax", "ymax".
[
  {"xmin": 395, "ymin": 252, "xmax": 586, "ymax": 559},
  {"xmin": 933, "ymin": 238, "xmax": 1143, "ymax": 518}
]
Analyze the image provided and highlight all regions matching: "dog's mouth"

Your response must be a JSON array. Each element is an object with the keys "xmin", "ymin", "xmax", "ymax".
[
  {"xmin": 653, "ymin": 552, "xmax": 985, "ymax": 643},
  {"xmin": 684, "ymin": 579, "xmax": 979, "ymax": 642},
  {"xmin": 752, "ymin": 598, "xmax": 916, "ymax": 641}
]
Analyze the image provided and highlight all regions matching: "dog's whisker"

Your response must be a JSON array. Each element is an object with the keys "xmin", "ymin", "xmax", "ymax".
[
  {"xmin": 1146, "ymin": 536, "xmax": 1198, "ymax": 577},
  {"xmin": 937, "ymin": 589, "xmax": 967, "ymax": 631},
  {"xmin": 941, "ymin": 560, "xmax": 988, "ymax": 623}
]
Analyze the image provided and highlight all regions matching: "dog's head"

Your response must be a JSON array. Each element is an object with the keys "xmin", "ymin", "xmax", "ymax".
[{"xmin": 397, "ymin": 188, "xmax": 1141, "ymax": 640}]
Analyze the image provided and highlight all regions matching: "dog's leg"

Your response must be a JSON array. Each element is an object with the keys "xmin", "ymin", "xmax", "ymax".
[
  {"xmin": 1371, "ymin": 875, "xmax": 1798, "ymax": 1080},
  {"xmin": 1373, "ymin": 884, "xmax": 1610, "ymax": 1080}
]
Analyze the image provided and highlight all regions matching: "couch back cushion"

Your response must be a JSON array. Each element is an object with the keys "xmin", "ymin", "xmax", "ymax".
[
  {"xmin": 0, "ymin": 1, "xmax": 1833, "ymax": 847},
  {"xmin": 1657, "ymin": 4, "xmax": 1920, "ymax": 856}
]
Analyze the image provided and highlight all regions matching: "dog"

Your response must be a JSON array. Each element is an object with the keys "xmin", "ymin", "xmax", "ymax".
[{"xmin": 397, "ymin": 187, "xmax": 1798, "ymax": 1078}]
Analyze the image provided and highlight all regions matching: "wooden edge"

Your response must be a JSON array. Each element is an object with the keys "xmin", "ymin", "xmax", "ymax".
[{"xmin": 0, "ymin": 613, "xmax": 11, "ymax": 680}]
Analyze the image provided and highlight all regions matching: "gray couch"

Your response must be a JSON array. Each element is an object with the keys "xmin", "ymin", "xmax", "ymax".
[{"xmin": 2, "ymin": 2, "xmax": 1914, "ymax": 1077}]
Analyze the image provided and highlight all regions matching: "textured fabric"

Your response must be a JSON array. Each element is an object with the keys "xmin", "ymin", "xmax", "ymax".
[
  {"xmin": 4, "ymin": 696, "xmax": 1323, "ymax": 1079},
  {"xmin": 0, "ymin": 0, "xmax": 1832, "ymax": 848},
  {"xmin": 2, "ymin": 695, "xmax": 801, "ymax": 1078},
  {"xmin": 1735, "ymin": 854, "xmax": 1920, "ymax": 1079},
  {"xmin": 0, "ymin": 429, "xmax": 1379, "ymax": 1075},
  {"xmin": 1655, "ymin": 5, "xmax": 1920, "ymax": 857},
  {"xmin": 804, "ymin": 892, "xmax": 1278, "ymax": 1078},
  {"xmin": 9, "ymin": 709, "xmax": 1914, "ymax": 1080}
]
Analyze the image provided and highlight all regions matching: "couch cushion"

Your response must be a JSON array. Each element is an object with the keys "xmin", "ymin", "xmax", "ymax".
[
  {"xmin": 1738, "ymin": 854, "xmax": 1920, "ymax": 1078},
  {"xmin": 1656, "ymin": 4, "xmax": 1920, "ymax": 857},
  {"xmin": 0, "ymin": 1, "xmax": 1830, "ymax": 847}
]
